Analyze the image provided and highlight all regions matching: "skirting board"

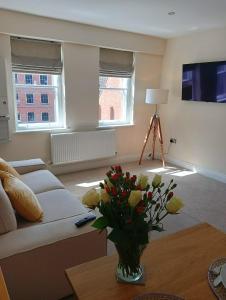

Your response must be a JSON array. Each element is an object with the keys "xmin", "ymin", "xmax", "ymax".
[
  {"xmin": 165, "ymin": 155, "xmax": 226, "ymax": 184},
  {"xmin": 50, "ymin": 152, "xmax": 149, "ymax": 176}
]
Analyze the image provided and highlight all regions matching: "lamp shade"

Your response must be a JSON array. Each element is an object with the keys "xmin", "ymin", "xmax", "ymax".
[{"xmin": 145, "ymin": 89, "xmax": 168, "ymax": 104}]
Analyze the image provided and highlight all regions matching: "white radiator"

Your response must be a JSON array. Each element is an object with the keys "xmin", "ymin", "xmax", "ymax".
[{"xmin": 51, "ymin": 130, "xmax": 116, "ymax": 164}]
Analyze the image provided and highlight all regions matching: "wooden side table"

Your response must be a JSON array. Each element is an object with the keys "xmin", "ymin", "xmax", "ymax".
[{"xmin": 66, "ymin": 223, "xmax": 226, "ymax": 300}]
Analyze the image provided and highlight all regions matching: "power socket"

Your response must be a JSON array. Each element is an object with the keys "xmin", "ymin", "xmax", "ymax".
[{"xmin": 170, "ymin": 138, "xmax": 177, "ymax": 144}]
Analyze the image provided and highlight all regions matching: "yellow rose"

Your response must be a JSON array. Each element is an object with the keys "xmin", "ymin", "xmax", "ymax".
[
  {"xmin": 152, "ymin": 174, "xmax": 161, "ymax": 188},
  {"xmin": 82, "ymin": 189, "xmax": 100, "ymax": 208},
  {"xmin": 166, "ymin": 196, "xmax": 184, "ymax": 214},
  {"xmin": 128, "ymin": 190, "xmax": 142, "ymax": 207},
  {"xmin": 100, "ymin": 189, "xmax": 110, "ymax": 203},
  {"xmin": 138, "ymin": 174, "xmax": 149, "ymax": 189}
]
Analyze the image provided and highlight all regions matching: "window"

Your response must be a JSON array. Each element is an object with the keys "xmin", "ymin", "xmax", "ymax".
[
  {"xmin": 99, "ymin": 76, "xmax": 133, "ymax": 126},
  {"xmin": 41, "ymin": 94, "xmax": 48, "ymax": 104},
  {"xmin": 16, "ymin": 93, "xmax": 19, "ymax": 103},
  {"xmin": 27, "ymin": 112, "xmax": 35, "ymax": 122},
  {"xmin": 25, "ymin": 74, "xmax": 33, "ymax": 84},
  {"xmin": 41, "ymin": 112, "xmax": 49, "ymax": 121},
  {"xmin": 11, "ymin": 37, "xmax": 65, "ymax": 131},
  {"xmin": 17, "ymin": 113, "xmax": 20, "ymax": 121},
  {"xmin": 40, "ymin": 75, "xmax": 48, "ymax": 85},
  {"xmin": 26, "ymin": 93, "xmax": 34, "ymax": 104},
  {"xmin": 14, "ymin": 72, "xmax": 63, "ymax": 130},
  {"xmin": 99, "ymin": 48, "xmax": 134, "ymax": 126}
]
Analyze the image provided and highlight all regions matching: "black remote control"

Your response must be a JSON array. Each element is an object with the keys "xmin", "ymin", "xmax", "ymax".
[{"xmin": 75, "ymin": 214, "xmax": 96, "ymax": 227}]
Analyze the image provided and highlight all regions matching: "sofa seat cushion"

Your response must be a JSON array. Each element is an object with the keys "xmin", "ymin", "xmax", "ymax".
[
  {"xmin": 21, "ymin": 170, "xmax": 64, "ymax": 194},
  {"xmin": 37, "ymin": 189, "xmax": 88, "ymax": 223},
  {"xmin": 0, "ymin": 181, "xmax": 17, "ymax": 234}
]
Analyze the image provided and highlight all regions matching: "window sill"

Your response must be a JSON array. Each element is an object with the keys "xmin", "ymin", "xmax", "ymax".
[
  {"xmin": 98, "ymin": 123, "xmax": 135, "ymax": 129},
  {"xmin": 14, "ymin": 127, "xmax": 70, "ymax": 134}
]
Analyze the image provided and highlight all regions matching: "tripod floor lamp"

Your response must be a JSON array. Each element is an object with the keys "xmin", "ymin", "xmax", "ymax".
[{"xmin": 139, "ymin": 88, "xmax": 168, "ymax": 167}]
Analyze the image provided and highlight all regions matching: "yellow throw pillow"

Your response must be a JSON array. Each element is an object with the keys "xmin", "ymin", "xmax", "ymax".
[
  {"xmin": 0, "ymin": 158, "xmax": 20, "ymax": 178},
  {"xmin": 0, "ymin": 171, "xmax": 43, "ymax": 222}
]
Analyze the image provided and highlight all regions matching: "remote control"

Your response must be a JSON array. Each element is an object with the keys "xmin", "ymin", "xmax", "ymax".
[{"xmin": 75, "ymin": 214, "xmax": 96, "ymax": 227}]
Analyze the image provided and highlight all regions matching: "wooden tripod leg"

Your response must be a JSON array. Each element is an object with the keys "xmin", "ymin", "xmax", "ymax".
[
  {"xmin": 157, "ymin": 117, "xmax": 165, "ymax": 167},
  {"xmin": 139, "ymin": 116, "xmax": 155, "ymax": 165},
  {"xmin": 152, "ymin": 117, "xmax": 158, "ymax": 160}
]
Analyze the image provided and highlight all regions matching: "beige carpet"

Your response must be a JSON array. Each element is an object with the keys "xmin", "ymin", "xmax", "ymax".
[{"xmin": 58, "ymin": 159, "xmax": 226, "ymax": 242}]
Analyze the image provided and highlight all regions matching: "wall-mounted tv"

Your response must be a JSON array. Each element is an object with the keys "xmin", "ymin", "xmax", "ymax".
[{"xmin": 182, "ymin": 61, "xmax": 226, "ymax": 103}]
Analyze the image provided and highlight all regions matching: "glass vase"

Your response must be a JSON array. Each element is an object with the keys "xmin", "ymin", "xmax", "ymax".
[{"xmin": 115, "ymin": 243, "xmax": 146, "ymax": 283}]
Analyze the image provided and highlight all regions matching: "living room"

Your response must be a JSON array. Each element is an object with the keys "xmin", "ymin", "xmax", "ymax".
[{"xmin": 0, "ymin": 1, "xmax": 226, "ymax": 299}]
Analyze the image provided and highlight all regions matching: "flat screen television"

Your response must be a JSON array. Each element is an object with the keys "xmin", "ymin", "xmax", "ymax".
[{"xmin": 182, "ymin": 61, "xmax": 226, "ymax": 103}]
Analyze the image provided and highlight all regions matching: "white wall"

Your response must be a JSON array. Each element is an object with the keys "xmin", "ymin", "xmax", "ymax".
[
  {"xmin": 62, "ymin": 43, "xmax": 99, "ymax": 130},
  {"xmin": 0, "ymin": 10, "xmax": 165, "ymax": 55},
  {"xmin": 161, "ymin": 27, "xmax": 226, "ymax": 175},
  {"xmin": 0, "ymin": 10, "xmax": 165, "ymax": 173}
]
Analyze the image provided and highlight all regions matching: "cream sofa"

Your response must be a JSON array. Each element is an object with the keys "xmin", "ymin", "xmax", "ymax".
[{"xmin": 0, "ymin": 159, "xmax": 107, "ymax": 300}]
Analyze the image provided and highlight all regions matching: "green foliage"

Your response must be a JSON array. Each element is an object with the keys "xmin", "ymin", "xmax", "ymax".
[{"xmin": 92, "ymin": 216, "xmax": 108, "ymax": 230}]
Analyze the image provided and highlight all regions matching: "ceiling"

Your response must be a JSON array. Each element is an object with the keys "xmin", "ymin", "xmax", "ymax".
[{"xmin": 0, "ymin": 0, "xmax": 226, "ymax": 38}]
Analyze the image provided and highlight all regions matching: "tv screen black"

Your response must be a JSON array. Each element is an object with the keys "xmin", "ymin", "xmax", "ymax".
[{"xmin": 182, "ymin": 61, "xmax": 226, "ymax": 103}]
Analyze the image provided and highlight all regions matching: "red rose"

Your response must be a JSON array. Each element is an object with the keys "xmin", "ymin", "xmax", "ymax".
[
  {"xmin": 115, "ymin": 165, "xmax": 122, "ymax": 173},
  {"xmin": 148, "ymin": 192, "xmax": 152, "ymax": 199},
  {"xmin": 121, "ymin": 190, "xmax": 127, "ymax": 197},
  {"xmin": 105, "ymin": 186, "xmax": 110, "ymax": 193},
  {"xmin": 136, "ymin": 206, "xmax": 145, "ymax": 214},
  {"xmin": 111, "ymin": 187, "xmax": 117, "ymax": 196},
  {"xmin": 131, "ymin": 175, "xmax": 137, "ymax": 182},
  {"xmin": 167, "ymin": 191, "xmax": 174, "ymax": 201},
  {"xmin": 112, "ymin": 173, "xmax": 120, "ymax": 181}
]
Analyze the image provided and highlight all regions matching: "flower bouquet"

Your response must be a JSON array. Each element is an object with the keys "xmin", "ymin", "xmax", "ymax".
[{"xmin": 82, "ymin": 165, "xmax": 183, "ymax": 283}]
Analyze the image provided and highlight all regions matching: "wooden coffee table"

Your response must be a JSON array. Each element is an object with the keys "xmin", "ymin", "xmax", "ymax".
[{"xmin": 66, "ymin": 223, "xmax": 226, "ymax": 300}]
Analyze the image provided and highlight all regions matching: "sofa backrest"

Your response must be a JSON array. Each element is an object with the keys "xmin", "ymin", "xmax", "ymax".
[{"xmin": 0, "ymin": 180, "xmax": 17, "ymax": 235}]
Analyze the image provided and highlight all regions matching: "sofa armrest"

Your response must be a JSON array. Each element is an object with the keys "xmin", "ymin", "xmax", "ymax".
[{"xmin": 9, "ymin": 159, "xmax": 47, "ymax": 174}]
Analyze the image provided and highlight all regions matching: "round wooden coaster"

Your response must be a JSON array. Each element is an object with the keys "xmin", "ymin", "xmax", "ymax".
[
  {"xmin": 208, "ymin": 257, "xmax": 226, "ymax": 299},
  {"xmin": 133, "ymin": 292, "xmax": 184, "ymax": 300}
]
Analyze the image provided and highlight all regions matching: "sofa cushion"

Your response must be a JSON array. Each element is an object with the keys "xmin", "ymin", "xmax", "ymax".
[
  {"xmin": 9, "ymin": 159, "xmax": 46, "ymax": 175},
  {"xmin": 0, "ymin": 158, "xmax": 20, "ymax": 178},
  {"xmin": 0, "ymin": 171, "xmax": 43, "ymax": 222},
  {"xmin": 36, "ymin": 189, "xmax": 88, "ymax": 224},
  {"xmin": 21, "ymin": 170, "xmax": 64, "ymax": 194},
  {"xmin": 0, "ymin": 181, "xmax": 17, "ymax": 234}
]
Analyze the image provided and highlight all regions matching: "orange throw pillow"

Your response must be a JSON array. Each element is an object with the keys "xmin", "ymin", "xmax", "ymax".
[
  {"xmin": 0, "ymin": 158, "xmax": 20, "ymax": 178},
  {"xmin": 0, "ymin": 171, "xmax": 43, "ymax": 222}
]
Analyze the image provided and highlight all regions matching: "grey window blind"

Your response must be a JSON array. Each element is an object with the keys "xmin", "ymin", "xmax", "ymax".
[
  {"xmin": 11, "ymin": 37, "xmax": 62, "ymax": 74},
  {"xmin": 100, "ymin": 48, "xmax": 134, "ymax": 78}
]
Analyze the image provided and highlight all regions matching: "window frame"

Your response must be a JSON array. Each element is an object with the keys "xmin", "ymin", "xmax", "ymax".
[
  {"xmin": 41, "ymin": 112, "xmax": 49, "ymax": 122},
  {"xmin": 40, "ymin": 75, "xmax": 48, "ymax": 85},
  {"xmin": 27, "ymin": 112, "xmax": 35, "ymax": 122},
  {"xmin": 13, "ymin": 71, "xmax": 65, "ymax": 132},
  {"xmin": 98, "ymin": 76, "xmax": 134, "ymax": 127},
  {"xmin": 25, "ymin": 74, "xmax": 33, "ymax": 84},
  {"xmin": 41, "ymin": 93, "xmax": 49, "ymax": 104},
  {"xmin": 26, "ymin": 93, "xmax": 34, "ymax": 104}
]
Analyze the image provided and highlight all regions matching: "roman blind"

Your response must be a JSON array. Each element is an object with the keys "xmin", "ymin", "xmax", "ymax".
[
  {"xmin": 100, "ymin": 48, "xmax": 134, "ymax": 78},
  {"xmin": 11, "ymin": 37, "xmax": 62, "ymax": 74}
]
